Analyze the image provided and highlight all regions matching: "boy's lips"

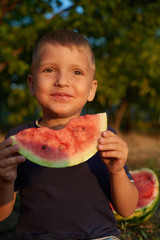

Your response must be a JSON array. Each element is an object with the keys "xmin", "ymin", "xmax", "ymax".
[{"xmin": 50, "ymin": 92, "xmax": 73, "ymax": 99}]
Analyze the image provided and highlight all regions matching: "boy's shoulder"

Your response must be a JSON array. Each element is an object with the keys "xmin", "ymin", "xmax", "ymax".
[
  {"xmin": 107, "ymin": 126, "xmax": 117, "ymax": 134},
  {"xmin": 6, "ymin": 121, "xmax": 36, "ymax": 138}
]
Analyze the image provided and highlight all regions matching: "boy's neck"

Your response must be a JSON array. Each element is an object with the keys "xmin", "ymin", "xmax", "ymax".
[{"xmin": 38, "ymin": 117, "xmax": 71, "ymax": 130}]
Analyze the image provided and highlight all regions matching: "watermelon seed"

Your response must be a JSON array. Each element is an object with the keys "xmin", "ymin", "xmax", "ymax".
[
  {"xmin": 59, "ymin": 145, "xmax": 64, "ymax": 150},
  {"xmin": 42, "ymin": 145, "xmax": 48, "ymax": 149}
]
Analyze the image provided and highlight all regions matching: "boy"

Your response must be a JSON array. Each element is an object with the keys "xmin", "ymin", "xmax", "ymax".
[{"xmin": 0, "ymin": 30, "xmax": 138, "ymax": 240}]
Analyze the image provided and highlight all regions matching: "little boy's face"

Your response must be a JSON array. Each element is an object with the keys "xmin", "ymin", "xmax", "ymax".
[{"xmin": 28, "ymin": 43, "xmax": 97, "ymax": 120}]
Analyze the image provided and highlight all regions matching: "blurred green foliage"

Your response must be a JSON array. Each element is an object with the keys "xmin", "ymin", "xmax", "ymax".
[{"xmin": 0, "ymin": 0, "xmax": 160, "ymax": 132}]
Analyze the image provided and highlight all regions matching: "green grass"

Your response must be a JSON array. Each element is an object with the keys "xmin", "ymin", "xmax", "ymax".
[
  {"xmin": 0, "ymin": 158, "xmax": 160, "ymax": 240},
  {"xmin": 119, "ymin": 204, "xmax": 160, "ymax": 240}
]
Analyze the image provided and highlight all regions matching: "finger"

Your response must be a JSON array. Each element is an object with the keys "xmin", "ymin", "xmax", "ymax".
[
  {"xmin": 0, "ymin": 164, "xmax": 18, "ymax": 182},
  {"xmin": 101, "ymin": 150, "xmax": 124, "ymax": 159},
  {"xmin": 102, "ymin": 130, "xmax": 116, "ymax": 137},
  {"xmin": 98, "ymin": 142, "xmax": 125, "ymax": 151},
  {"xmin": 0, "ymin": 138, "xmax": 13, "ymax": 151},
  {"xmin": 98, "ymin": 133, "xmax": 127, "ymax": 146},
  {"xmin": 0, "ymin": 155, "xmax": 25, "ymax": 168},
  {"xmin": 98, "ymin": 134, "xmax": 127, "ymax": 150},
  {"xmin": 0, "ymin": 144, "xmax": 20, "ymax": 160},
  {"xmin": 101, "ymin": 158, "xmax": 111, "ymax": 165}
]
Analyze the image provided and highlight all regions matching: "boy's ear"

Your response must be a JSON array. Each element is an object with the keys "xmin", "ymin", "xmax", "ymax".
[
  {"xmin": 88, "ymin": 80, "xmax": 98, "ymax": 102},
  {"xmin": 27, "ymin": 74, "xmax": 35, "ymax": 96}
]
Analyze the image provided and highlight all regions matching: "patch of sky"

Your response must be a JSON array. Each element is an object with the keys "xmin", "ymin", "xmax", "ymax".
[
  {"xmin": 155, "ymin": 28, "xmax": 160, "ymax": 38},
  {"xmin": 45, "ymin": 0, "xmax": 73, "ymax": 19},
  {"xmin": 11, "ymin": 83, "xmax": 25, "ymax": 90},
  {"xmin": 10, "ymin": 16, "xmax": 33, "ymax": 27},
  {"xmin": 75, "ymin": 6, "xmax": 84, "ymax": 14},
  {"xmin": 11, "ymin": 74, "xmax": 25, "ymax": 90},
  {"xmin": 86, "ymin": 36, "xmax": 107, "ymax": 47},
  {"xmin": 136, "ymin": 7, "xmax": 143, "ymax": 14}
]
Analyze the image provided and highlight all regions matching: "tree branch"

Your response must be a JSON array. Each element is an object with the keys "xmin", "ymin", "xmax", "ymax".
[
  {"xmin": 0, "ymin": 2, "xmax": 77, "ymax": 73},
  {"xmin": 47, "ymin": 4, "xmax": 77, "ymax": 23},
  {"xmin": 0, "ymin": 0, "xmax": 21, "ymax": 24},
  {"xmin": 0, "ymin": 47, "xmax": 23, "ymax": 72}
]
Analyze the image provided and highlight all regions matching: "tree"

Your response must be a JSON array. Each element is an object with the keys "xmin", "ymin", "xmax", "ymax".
[
  {"xmin": 0, "ymin": 0, "xmax": 69, "ymax": 131},
  {"xmin": 63, "ymin": 0, "xmax": 160, "ymax": 131},
  {"xmin": 1, "ymin": 0, "xmax": 160, "ymax": 132}
]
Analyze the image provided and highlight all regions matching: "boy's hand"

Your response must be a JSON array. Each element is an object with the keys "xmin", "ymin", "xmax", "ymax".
[
  {"xmin": 0, "ymin": 138, "xmax": 25, "ymax": 183},
  {"xmin": 97, "ymin": 131, "xmax": 128, "ymax": 175}
]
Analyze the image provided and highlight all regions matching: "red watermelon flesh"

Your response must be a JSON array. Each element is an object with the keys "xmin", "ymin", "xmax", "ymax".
[
  {"xmin": 132, "ymin": 169, "xmax": 159, "ymax": 208},
  {"xmin": 112, "ymin": 168, "xmax": 159, "ymax": 226},
  {"xmin": 11, "ymin": 113, "xmax": 107, "ymax": 168}
]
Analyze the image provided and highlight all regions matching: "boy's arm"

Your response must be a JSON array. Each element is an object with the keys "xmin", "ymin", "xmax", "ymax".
[
  {"xmin": 0, "ymin": 175, "xmax": 16, "ymax": 221},
  {"xmin": 98, "ymin": 130, "xmax": 139, "ymax": 218},
  {"xmin": 0, "ymin": 189, "xmax": 17, "ymax": 222},
  {"xmin": 109, "ymin": 168, "xmax": 138, "ymax": 217},
  {"xmin": 0, "ymin": 138, "xmax": 25, "ymax": 221}
]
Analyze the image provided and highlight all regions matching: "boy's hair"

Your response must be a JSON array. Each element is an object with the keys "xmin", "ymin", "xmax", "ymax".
[{"xmin": 32, "ymin": 29, "xmax": 95, "ymax": 69}]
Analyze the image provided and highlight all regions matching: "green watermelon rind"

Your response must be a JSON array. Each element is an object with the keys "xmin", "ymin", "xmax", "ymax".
[
  {"xmin": 114, "ymin": 168, "xmax": 160, "ymax": 226},
  {"xmin": 115, "ymin": 192, "xmax": 160, "ymax": 226},
  {"xmin": 11, "ymin": 113, "xmax": 107, "ymax": 168},
  {"xmin": 11, "ymin": 137, "xmax": 101, "ymax": 168}
]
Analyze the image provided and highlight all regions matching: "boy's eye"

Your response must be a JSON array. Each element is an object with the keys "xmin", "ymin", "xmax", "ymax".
[
  {"xmin": 74, "ymin": 70, "xmax": 83, "ymax": 75},
  {"xmin": 44, "ymin": 68, "xmax": 54, "ymax": 73}
]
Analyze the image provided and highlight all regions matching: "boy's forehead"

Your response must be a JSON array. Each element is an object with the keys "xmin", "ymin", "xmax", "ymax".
[
  {"xmin": 33, "ymin": 43, "xmax": 95, "ymax": 70},
  {"xmin": 38, "ymin": 42, "xmax": 92, "ymax": 58}
]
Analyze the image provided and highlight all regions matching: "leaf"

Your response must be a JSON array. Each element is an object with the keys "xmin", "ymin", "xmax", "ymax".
[{"xmin": 141, "ymin": 229, "xmax": 148, "ymax": 239}]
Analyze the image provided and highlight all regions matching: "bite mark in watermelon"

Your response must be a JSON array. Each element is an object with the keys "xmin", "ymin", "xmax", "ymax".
[
  {"xmin": 112, "ymin": 168, "xmax": 159, "ymax": 226},
  {"xmin": 11, "ymin": 113, "xmax": 107, "ymax": 168}
]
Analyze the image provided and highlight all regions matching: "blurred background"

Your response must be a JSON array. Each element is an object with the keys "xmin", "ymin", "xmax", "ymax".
[
  {"xmin": 1, "ymin": 0, "xmax": 160, "ymax": 134},
  {"xmin": 0, "ymin": 0, "xmax": 160, "ymax": 239}
]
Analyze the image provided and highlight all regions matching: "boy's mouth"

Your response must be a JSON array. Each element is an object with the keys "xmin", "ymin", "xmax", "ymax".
[{"xmin": 51, "ymin": 92, "xmax": 73, "ymax": 99}]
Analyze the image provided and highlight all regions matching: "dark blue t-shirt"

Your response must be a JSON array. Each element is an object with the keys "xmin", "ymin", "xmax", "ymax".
[{"xmin": 7, "ymin": 121, "xmax": 133, "ymax": 240}]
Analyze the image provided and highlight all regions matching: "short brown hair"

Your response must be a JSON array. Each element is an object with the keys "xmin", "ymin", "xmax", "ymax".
[{"xmin": 32, "ymin": 29, "xmax": 95, "ymax": 68}]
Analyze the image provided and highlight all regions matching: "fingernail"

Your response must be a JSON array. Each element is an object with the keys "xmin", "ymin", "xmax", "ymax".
[
  {"xmin": 7, "ymin": 137, "xmax": 13, "ymax": 144},
  {"xmin": 103, "ymin": 131, "xmax": 108, "ymax": 136},
  {"xmin": 20, "ymin": 156, "xmax": 26, "ymax": 161}
]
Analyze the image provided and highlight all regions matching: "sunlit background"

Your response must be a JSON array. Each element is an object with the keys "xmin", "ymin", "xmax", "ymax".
[
  {"xmin": 1, "ymin": 0, "xmax": 160, "ymax": 133},
  {"xmin": 0, "ymin": 1, "xmax": 160, "ymax": 239}
]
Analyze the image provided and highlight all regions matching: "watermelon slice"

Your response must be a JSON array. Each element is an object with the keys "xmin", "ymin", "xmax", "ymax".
[
  {"xmin": 11, "ymin": 113, "xmax": 107, "ymax": 168},
  {"xmin": 112, "ymin": 168, "xmax": 159, "ymax": 226}
]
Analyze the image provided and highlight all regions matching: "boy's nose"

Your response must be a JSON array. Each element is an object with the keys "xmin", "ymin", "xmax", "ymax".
[{"xmin": 54, "ymin": 72, "xmax": 69, "ymax": 87}]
